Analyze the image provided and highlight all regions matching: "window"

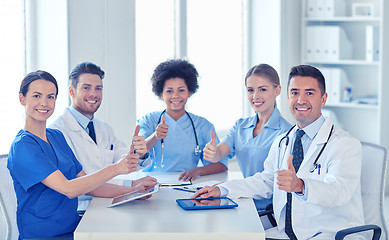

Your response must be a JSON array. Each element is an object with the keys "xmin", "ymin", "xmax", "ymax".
[
  {"xmin": 135, "ymin": 0, "xmax": 244, "ymax": 134},
  {"xmin": 0, "ymin": 0, "xmax": 25, "ymax": 154},
  {"xmin": 186, "ymin": 0, "xmax": 243, "ymax": 131},
  {"xmin": 135, "ymin": 0, "xmax": 175, "ymax": 118}
]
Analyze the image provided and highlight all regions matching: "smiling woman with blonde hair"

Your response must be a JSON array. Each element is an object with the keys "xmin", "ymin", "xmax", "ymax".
[{"xmin": 202, "ymin": 63, "xmax": 291, "ymax": 210}]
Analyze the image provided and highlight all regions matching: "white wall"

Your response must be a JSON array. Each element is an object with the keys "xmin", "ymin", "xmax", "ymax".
[
  {"xmin": 27, "ymin": 0, "xmax": 136, "ymax": 145},
  {"xmin": 67, "ymin": 0, "xmax": 136, "ymax": 145},
  {"xmin": 26, "ymin": 0, "xmax": 69, "ymax": 123},
  {"xmin": 245, "ymin": 0, "xmax": 301, "ymax": 123}
]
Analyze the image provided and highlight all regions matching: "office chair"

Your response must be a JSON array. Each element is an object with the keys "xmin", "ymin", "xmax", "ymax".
[
  {"xmin": 0, "ymin": 154, "xmax": 73, "ymax": 240},
  {"xmin": 0, "ymin": 154, "xmax": 18, "ymax": 240},
  {"xmin": 258, "ymin": 142, "xmax": 388, "ymax": 240},
  {"xmin": 335, "ymin": 142, "xmax": 387, "ymax": 240}
]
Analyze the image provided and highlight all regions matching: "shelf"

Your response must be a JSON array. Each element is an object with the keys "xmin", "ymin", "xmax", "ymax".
[
  {"xmin": 324, "ymin": 102, "xmax": 378, "ymax": 110},
  {"xmin": 304, "ymin": 17, "xmax": 381, "ymax": 23},
  {"xmin": 304, "ymin": 59, "xmax": 380, "ymax": 66}
]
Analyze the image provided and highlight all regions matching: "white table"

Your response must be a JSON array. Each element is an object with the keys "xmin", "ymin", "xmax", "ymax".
[{"xmin": 74, "ymin": 171, "xmax": 265, "ymax": 240}]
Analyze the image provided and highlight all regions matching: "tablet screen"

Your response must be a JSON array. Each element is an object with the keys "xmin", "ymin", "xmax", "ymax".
[
  {"xmin": 108, "ymin": 185, "xmax": 159, "ymax": 207},
  {"xmin": 176, "ymin": 197, "xmax": 238, "ymax": 210}
]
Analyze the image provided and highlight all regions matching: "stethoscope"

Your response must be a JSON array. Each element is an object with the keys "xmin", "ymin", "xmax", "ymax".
[
  {"xmin": 278, "ymin": 124, "xmax": 334, "ymax": 173},
  {"xmin": 157, "ymin": 110, "xmax": 202, "ymax": 156}
]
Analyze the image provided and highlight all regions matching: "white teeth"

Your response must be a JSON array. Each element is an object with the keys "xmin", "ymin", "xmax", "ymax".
[
  {"xmin": 296, "ymin": 107, "xmax": 309, "ymax": 111},
  {"xmin": 172, "ymin": 101, "xmax": 180, "ymax": 104},
  {"xmin": 254, "ymin": 102, "xmax": 263, "ymax": 106},
  {"xmin": 37, "ymin": 109, "xmax": 48, "ymax": 113},
  {"xmin": 87, "ymin": 100, "xmax": 97, "ymax": 103}
]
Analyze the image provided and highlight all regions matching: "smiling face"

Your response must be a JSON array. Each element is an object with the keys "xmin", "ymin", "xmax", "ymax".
[
  {"xmin": 246, "ymin": 75, "xmax": 280, "ymax": 115},
  {"xmin": 160, "ymin": 78, "xmax": 191, "ymax": 117},
  {"xmin": 69, "ymin": 73, "xmax": 103, "ymax": 119},
  {"xmin": 19, "ymin": 79, "xmax": 57, "ymax": 123},
  {"xmin": 288, "ymin": 76, "xmax": 327, "ymax": 128}
]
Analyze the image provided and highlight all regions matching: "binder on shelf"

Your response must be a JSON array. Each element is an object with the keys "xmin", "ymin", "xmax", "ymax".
[
  {"xmin": 316, "ymin": 0, "xmax": 324, "ymax": 17},
  {"xmin": 323, "ymin": 0, "xmax": 345, "ymax": 17},
  {"xmin": 305, "ymin": 26, "xmax": 352, "ymax": 60},
  {"xmin": 306, "ymin": 0, "xmax": 345, "ymax": 18},
  {"xmin": 320, "ymin": 67, "xmax": 350, "ymax": 104},
  {"xmin": 306, "ymin": 0, "xmax": 317, "ymax": 17},
  {"xmin": 365, "ymin": 25, "xmax": 380, "ymax": 62},
  {"xmin": 305, "ymin": 27, "xmax": 316, "ymax": 59}
]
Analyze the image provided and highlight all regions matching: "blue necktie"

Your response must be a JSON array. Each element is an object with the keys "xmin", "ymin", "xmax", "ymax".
[
  {"xmin": 87, "ymin": 121, "xmax": 97, "ymax": 144},
  {"xmin": 285, "ymin": 129, "xmax": 305, "ymax": 240}
]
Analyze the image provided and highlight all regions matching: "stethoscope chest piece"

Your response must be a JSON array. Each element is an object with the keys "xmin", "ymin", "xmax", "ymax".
[{"xmin": 194, "ymin": 145, "xmax": 202, "ymax": 156}]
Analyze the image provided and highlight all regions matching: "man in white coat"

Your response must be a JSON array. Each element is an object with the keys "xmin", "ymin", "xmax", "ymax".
[
  {"xmin": 194, "ymin": 65, "xmax": 364, "ymax": 239},
  {"xmin": 50, "ymin": 62, "xmax": 153, "ymax": 191}
]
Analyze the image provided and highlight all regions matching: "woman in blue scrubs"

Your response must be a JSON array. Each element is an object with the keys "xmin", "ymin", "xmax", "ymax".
[
  {"xmin": 137, "ymin": 59, "xmax": 228, "ymax": 181},
  {"xmin": 8, "ymin": 71, "xmax": 157, "ymax": 239},
  {"xmin": 203, "ymin": 64, "xmax": 292, "ymax": 209}
]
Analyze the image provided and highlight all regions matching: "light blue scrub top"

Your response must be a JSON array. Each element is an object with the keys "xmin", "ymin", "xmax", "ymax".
[
  {"xmin": 8, "ymin": 129, "xmax": 83, "ymax": 239},
  {"xmin": 137, "ymin": 111, "xmax": 228, "ymax": 172},
  {"xmin": 223, "ymin": 107, "xmax": 291, "ymax": 209}
]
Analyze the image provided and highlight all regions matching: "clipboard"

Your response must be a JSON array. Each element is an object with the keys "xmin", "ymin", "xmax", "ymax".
[{"xmin": 176, "ymin": 197, "xmax": 238, "ymax": 210}]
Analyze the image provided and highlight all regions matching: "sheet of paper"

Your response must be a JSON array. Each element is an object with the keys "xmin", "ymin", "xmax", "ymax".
[
  {"xmin": 147, "ymin": 172, "xmax": 191, "ymax": 186},
  {"xmin": 192, "ymin": 180, "xmax": 224, "ymax": 189}
]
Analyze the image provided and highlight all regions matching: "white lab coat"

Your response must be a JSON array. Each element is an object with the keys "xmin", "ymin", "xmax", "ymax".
[
  {"xmin": 221, "ymin": 118, "xmax": 365, "ymax": 239},
  {"xmin": 50, "ymin": 108, "xmax": 130, "ymax": 174}
]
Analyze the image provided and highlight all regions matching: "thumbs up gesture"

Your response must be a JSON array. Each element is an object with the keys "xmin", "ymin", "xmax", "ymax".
[
  {"xmin": 203, "ymin": 131, "xmax": 218, "ymax": 162},
  {"xmin": 131, "ymin": 125, "xmax": 147, "ymax": 155},
  {"xmin": 116, "ymin": 144, "xmax": 139, "ymax": 174},
  {"xmin": 276, "ymin": 155, "xmax": 304, "ymax": 193},
  {"xmin": 155, "ymin": 115, "xmax": 168, "ymax": 140}
]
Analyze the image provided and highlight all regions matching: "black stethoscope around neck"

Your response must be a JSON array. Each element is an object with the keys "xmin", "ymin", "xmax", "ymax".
[
  {"xmin": 278, "ymin": 124, "xmax": 334, "ymax": 173},
  {"xmin": 157, "ymin": 109, "xmax": 202, "ymax": 156}
]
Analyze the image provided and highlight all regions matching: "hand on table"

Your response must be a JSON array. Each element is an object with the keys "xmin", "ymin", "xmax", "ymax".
[
  {"xmin": 179, "ymin": 168, "xmax": 200, "ymax": 181},
  {"xmin": 191, "ymin": 186, "xmax": 221, "ymax": 199}
]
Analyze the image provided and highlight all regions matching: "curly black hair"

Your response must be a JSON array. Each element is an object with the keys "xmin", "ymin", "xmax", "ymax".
[{"xmin": 151, "ymin": 59, "xmax": 199, "ymax": 97}]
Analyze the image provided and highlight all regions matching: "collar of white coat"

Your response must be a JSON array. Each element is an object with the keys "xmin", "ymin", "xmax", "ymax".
[
  {"xmin": 63, "ymin": 108, "xmax": 91, "ymax": 133},
  {"xmin": 299, "ymin": 117, "xmax": 334, "ymax": 163}
]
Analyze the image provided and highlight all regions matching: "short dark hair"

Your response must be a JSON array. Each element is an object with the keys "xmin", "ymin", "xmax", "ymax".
[
  {"xmin": 69, "ymin": 62, "xmax": 105, "ymax": 88},
  {"xmin": 19, "ymin": 70, "xmax": 58, "ymax": 97},
  {"xmin": 151, "ymin": 59, "xmax": 199, "ymax": 97},
  {"xmin": 245, "ymin": 64, "xmax": 280, "ymax": 87},
  {"xmin": 288, "ymin": 65, "xmax": 326, "ymax": 96}
]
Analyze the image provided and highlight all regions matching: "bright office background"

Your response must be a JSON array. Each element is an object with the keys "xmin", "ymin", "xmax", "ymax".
[
  {"xmin": 2, "ymin": 0, "xmax": 389, "ymax": 192},
  {"xmin": 0, "ymin": 0, "xmax": 289, "ymax": 155},
  {"xmin": 135, "ymin": 0, "xmax": 244, "ymax": 129}
]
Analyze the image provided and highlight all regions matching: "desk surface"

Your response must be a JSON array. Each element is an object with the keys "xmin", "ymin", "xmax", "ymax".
[{"xmin": 74, "ymin": 171, "xmax": 265, "ymax": 240}]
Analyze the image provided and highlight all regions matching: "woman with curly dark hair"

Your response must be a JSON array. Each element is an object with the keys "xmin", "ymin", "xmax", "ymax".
[{"xmin": 137, "ymin": 59, "xmax": 228, "ymax": 181}]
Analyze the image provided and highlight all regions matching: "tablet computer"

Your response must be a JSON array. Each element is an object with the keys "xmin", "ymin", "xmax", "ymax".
[
  {"xmin": 108, "ymin": 185, "xmax": 159, "ymax": 208},
  {"xmin": 176, "ymin": 197, "xmax": 238, "ymax": 210}
]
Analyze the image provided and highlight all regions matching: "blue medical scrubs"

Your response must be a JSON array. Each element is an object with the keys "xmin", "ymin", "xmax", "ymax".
[
  {"xmin": 137, "ymin": 111, "xmax": 228, "ymax": 172},
  {"xmin": 223, "ymin": 107, "xmax": 291, "ymax": 209},
  {"xmin": 8, "ymin": 128, "xmax": 83, "ymax": 239}
]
